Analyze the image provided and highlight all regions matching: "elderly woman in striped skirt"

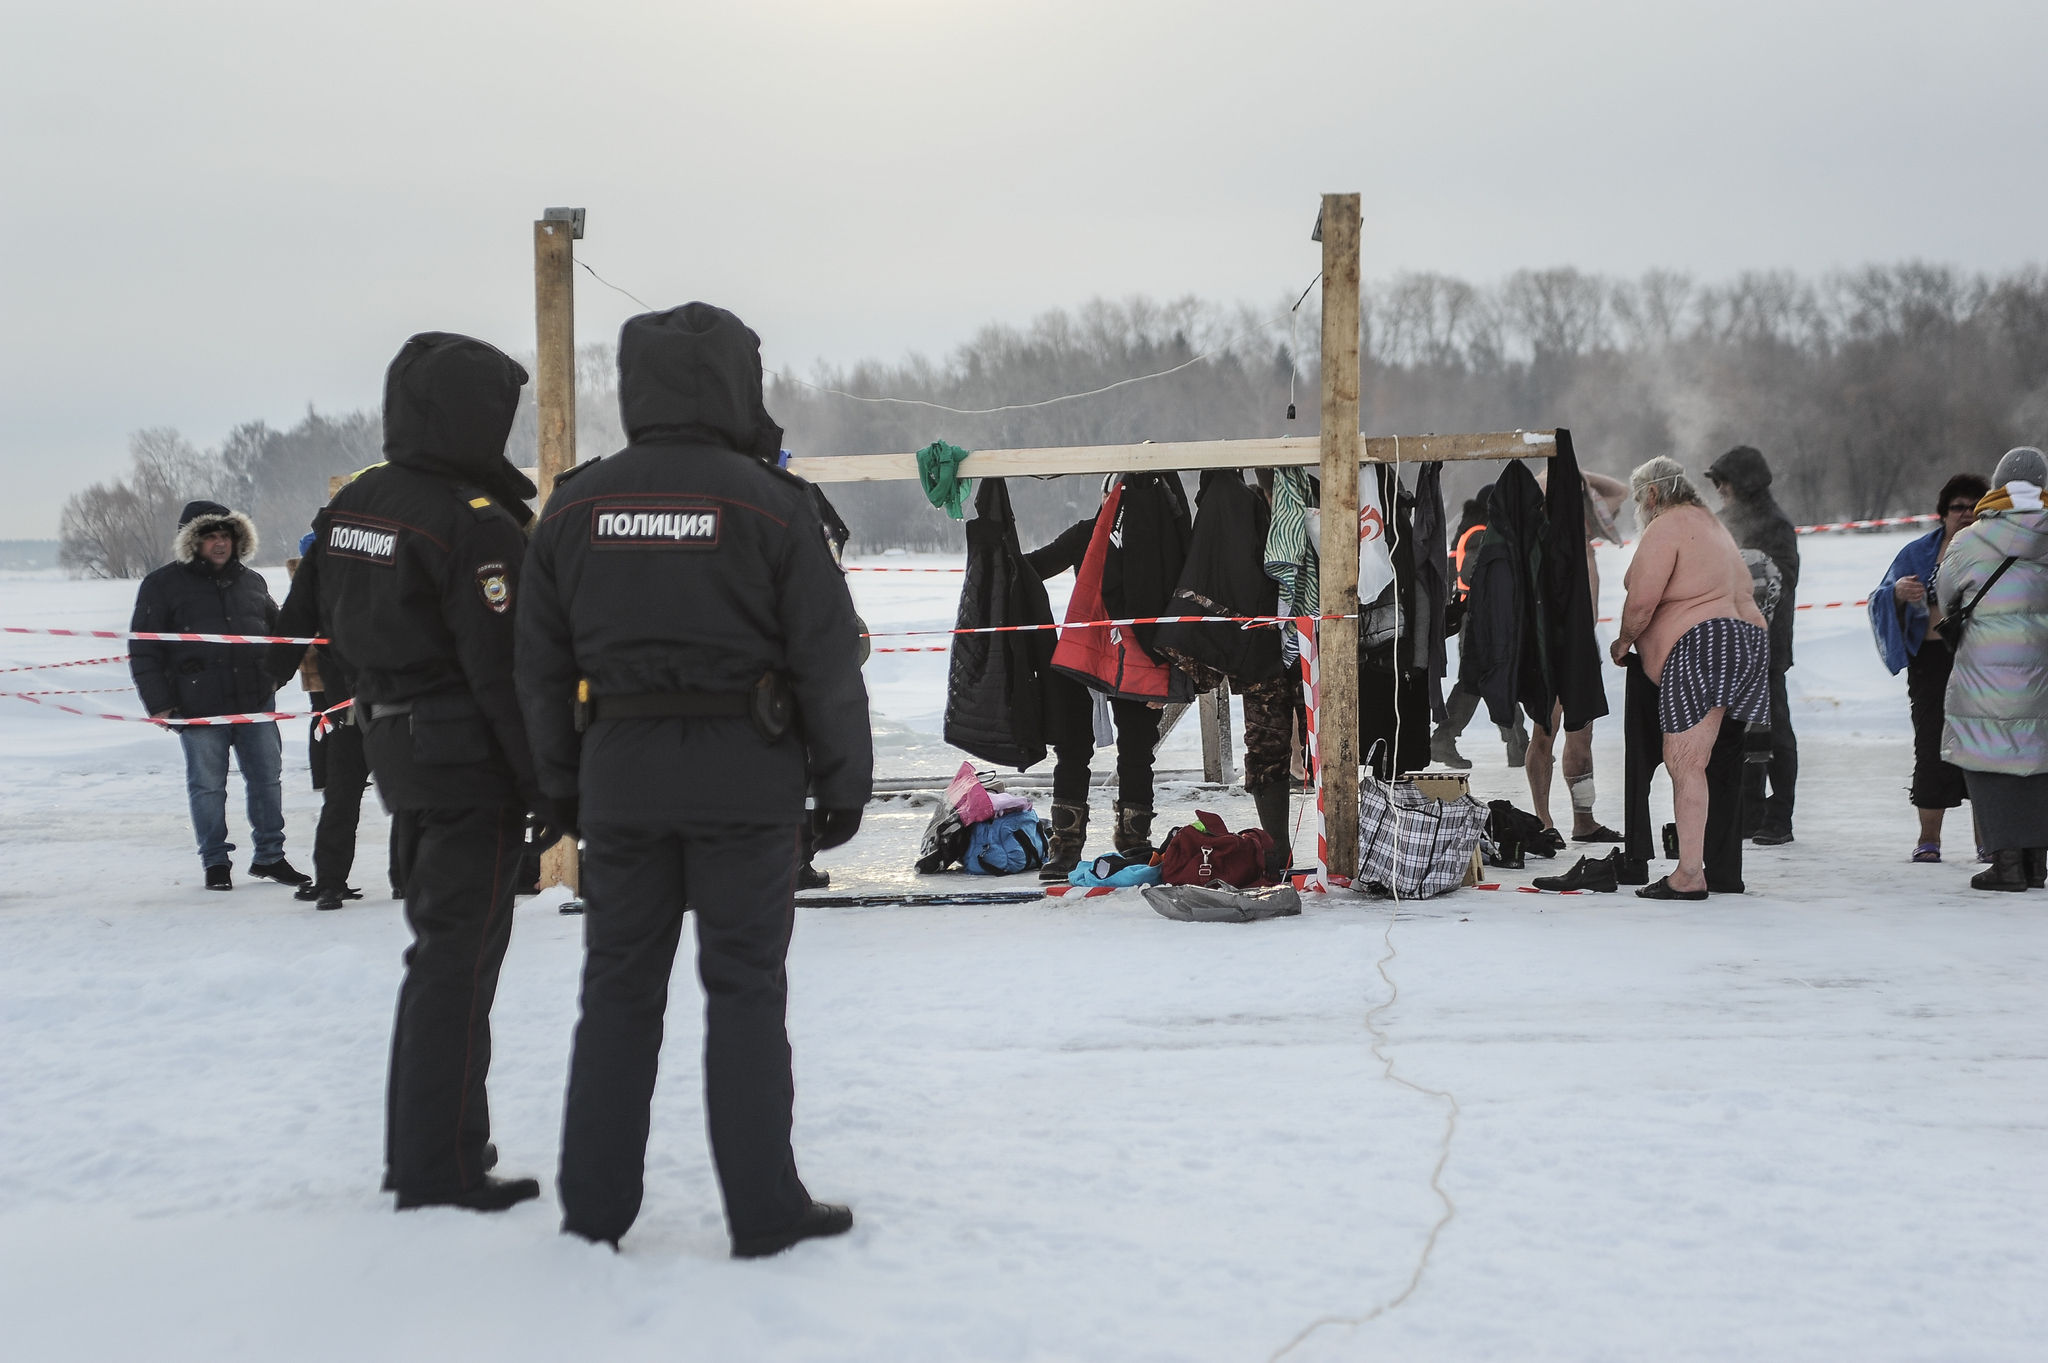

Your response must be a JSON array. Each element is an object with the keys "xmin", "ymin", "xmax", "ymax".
[{"xmin": 1609, "ymin": 458, "xmax": 1772, "ymax": 899}]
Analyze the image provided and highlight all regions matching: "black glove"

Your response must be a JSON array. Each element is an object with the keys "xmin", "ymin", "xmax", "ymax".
[
  {"xmin": 811, "ymin": 806, "xmax": 863, "ymax": 851},
  {"xmin": 537, "ymin": 795, "xmax": 579, "ymax": 848}
]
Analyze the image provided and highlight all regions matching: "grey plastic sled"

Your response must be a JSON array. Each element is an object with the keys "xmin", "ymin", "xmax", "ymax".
[{"xmin": 1141, "ymin": 883, "xmax": 1303, "ymax": 922}]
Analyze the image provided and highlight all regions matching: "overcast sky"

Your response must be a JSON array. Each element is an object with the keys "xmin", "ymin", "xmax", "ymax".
[{"xmin": 3, "ymin": 0, "xmax": 2043, "ymax": 538}]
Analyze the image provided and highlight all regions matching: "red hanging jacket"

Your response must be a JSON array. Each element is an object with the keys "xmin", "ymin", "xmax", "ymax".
[{"xmin": 1050, "ymin": 481, "xmax": 1194, "ymax": 703}]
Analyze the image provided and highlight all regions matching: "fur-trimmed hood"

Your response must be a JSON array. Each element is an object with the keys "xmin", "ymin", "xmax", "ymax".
[{"xmin": 173, "ymin": 502, "xmax": 260, "ymax": 566}]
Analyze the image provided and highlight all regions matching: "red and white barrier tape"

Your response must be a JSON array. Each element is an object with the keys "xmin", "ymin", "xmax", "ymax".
[
  {"xmin": 0, "ymin": 654, "xmax": 127, "ymax": 673},
  {"xmin": 1797, "ymin": 513, "xmax": 1937, "ymax": 535},
  {"xmin": 869, "ymin": 646, "xmax": 952, "ymax": 654},
  {"xmin": 859, "ymin": 612, "xmax": 1353, "ymax": 640},
  {"xmin": 2, "ymin": 687, "xmax": 133, "ymax": 696},
  {"xmin": 1594, "ymin": 597, "xmax": 1869, "ymax": 625},
  {"xmin": 3, "ymin": 626, "xmax": 326, "ymax": 645},
  {"xmin": 845, "ymin": 565, "xmax": 967, "ymax": 574},
  {"xmin": 3, "ymin": 693, "xmax": 354, "ymax": 730}
]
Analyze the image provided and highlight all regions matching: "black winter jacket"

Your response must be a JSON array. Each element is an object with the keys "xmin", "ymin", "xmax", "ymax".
[
  {"xmin": 1458, "ymin": 462, "xmax": 1544, "ymax": 727},
  {"xmin": 515, "ymin": 303, "xmax": 872, "ymax": 824},
  {"xmin": 264, "ymin": 550, "xmax": 351, "ymax": 703},
  {"xmin": 943, "ymin": 478, "xmax": 1058, "ymax": 768},
  {"xmin": 1707, "ymin": 445, "xmax": 1800, "ymax": 669},
  {"xmin": 129, "ymin": 507, "xmax": 279, "ymax": 719},
  {"xmin": 1153, "ymin": 470, "xmax": 1282, "ymax": 682},
  {"xmin": 1539, "ymin": 432, "xmax": 1611, "ymax": 732},
  {"xmin": 314, "ymin": 332, "xmax": 540, "ymax": 811}
]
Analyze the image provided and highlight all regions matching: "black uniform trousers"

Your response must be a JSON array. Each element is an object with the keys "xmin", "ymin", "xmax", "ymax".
[
  {"xmin": 1624, "ymin": 654, "xmax": 1747, "ymax": 891},
  {"xmin": 1740, "ymin": 666, "xmax": 1799, "ymax": 835},
  {"xmin": 1051, "ymin": 699, "xmax": 1162, "ymax": 807},
  {"xmin": 306, "ymin": 700, "xmax": 371, "ymax": 890},
  {"xmin": 384, "ymin": 803, "xmax": 527, "ymax": 1195},
  {"xmin": 560, "ymin": 820, "xmax": 812, "ymax": 1245}
]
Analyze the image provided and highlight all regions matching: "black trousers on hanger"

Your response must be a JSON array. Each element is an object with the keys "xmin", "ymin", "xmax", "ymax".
[{"xmin": 1624, "ymin": 654, "xmax": 1746, "ymax": 892}]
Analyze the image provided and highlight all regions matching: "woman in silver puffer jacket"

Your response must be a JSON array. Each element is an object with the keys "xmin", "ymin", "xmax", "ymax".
[{"xmin": 1939, "ymin": 446, "xmax": 2048, "ymax": 890}]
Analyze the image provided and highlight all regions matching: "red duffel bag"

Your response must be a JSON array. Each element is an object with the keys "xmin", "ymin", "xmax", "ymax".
[{"xmin": 1158, "ymin": 810, "xmax": 1277, "ymax": 888}]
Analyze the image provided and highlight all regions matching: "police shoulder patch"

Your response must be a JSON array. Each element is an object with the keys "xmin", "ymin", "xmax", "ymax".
[
  {"xmin": 591, "ymin": 500, "xmax": 721, "ymax": 549},
  {"xmin": 326, "ymin": 514, "xmax": 400, "ymax": 566},
  {"xmin": 475, "ymin": 561, "xmax": 512, "ymax": 614}
]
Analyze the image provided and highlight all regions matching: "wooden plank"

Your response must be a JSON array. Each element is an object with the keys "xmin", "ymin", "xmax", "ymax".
[
  {"xmin": 533, "ymin": 217, "xmax": 580, "ymax": 897},
  {"xmin": 1317, "ymin": 192, "xmax": 1363, "ymax": 880},
  {"xmin": 784, "ymin": 429, "xmax": 1553, "ymax": 483}
]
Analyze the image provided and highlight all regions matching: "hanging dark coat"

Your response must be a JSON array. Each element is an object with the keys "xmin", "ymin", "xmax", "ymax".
[
  {"xmin": 1049, "ymin": 473, "xmax": 1195, "ymax": 703},
  {"xmin": 1409, "ymin": 461, "xmax": 1449, "ymax": 721},
  {"xmin": 1458, "ymin": 461, "xmax": 1544, "ymax": 727},
  {"xmin": 1541, "ymin": 431, "xmax": 1611, "ymax": 732},
  {"xmin": 943, "ymin": 479, "xmax": 1058, "ymax": 769},
  {"xmin": 1358, "ymin": 467, "xmax": 1432, "ymax": 776},
  {"xmin": 1152, "ymin": 470, "xmax": 1283, "ymax": 683}
]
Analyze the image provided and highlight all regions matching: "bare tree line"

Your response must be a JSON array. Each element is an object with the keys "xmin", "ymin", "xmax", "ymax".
[{"xmin": 58, "ymin": 264, "xmax": 2048, "ymax": 574}]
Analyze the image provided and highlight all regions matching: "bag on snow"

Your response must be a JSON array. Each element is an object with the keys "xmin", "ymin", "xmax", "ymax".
[
  {"xmin": 1142, "ymin": 882, "xmax": 1302, "ymax": 922},
  {"xmin": 962, "ymin": 809, "xmax": 1049, "ymax": 875},
  {"xmin": 1158, "ymin": 810, "xmax": 1277, "ymax": 888},
  {"xmin": 916, "ymin": 764, "xmax": 1005, "ymax": 873},
  {"xmin": 1357, "ymin": 742, "xmax": 1487, "ymax": 898}
]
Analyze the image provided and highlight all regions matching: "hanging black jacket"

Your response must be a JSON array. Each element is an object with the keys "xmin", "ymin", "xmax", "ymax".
[
  {"xmin": 516, "ymin": 303, "xmax": 871, "ymax": 825},
  {"xmin": 1706, "ymin": 444, "xmax": 1800, "ymax": 669},
  {"xmin": 314, "ymin": 332, "xmax": 540, "ymax": 811},
  {"xmin": 1153, "ymin": 470, "xmax": 1283, "ymax": 683},
  {"xmin": 1410, "ymin": 461, "xmax": 1449, "ymax": 720},
  {"xmin": 944, "ymin": 478, "xmax": 1057, "ymax": 769},
  {"xmin": 1459, "ymin": 461, "xmax": 1545, "ymax": 726},
  {"xmin": 1540, "ymin": 431, "xmax": 1611, "ymax": 732},
  {"xmin": 129, "ymin": 503, "xmax": 279, "ymax": 719},
  {"xmin": 1046, "ymin": 472, "xmax": 1195, "ymax": 702}
]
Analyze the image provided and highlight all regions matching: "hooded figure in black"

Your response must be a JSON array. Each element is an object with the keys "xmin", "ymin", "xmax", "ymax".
[
  {"xmin": 313, "ymin": 330, "xmax": 550, "ymax": 1213},
  {"xmin": 516, "ymin": 303, "xmax": 868, "ymax": 1257},
  {"xmin": 1705, "ymin": 444, "xmax": 1799, "ymax": 839}
]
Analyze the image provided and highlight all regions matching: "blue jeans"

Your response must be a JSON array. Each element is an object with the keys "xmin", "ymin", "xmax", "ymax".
[{"xmin": 180, "ymin": 722, "xmax": 286, "ymax": 868}]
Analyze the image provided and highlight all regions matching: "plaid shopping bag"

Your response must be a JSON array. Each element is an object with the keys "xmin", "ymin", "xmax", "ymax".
[{"xmin": 1356, "ymin": 743, "xmax": 1488, "ymax": 898}]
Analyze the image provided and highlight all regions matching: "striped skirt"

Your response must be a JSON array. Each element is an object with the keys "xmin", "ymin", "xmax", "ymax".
[{"xmin": 1659, "ymin": 617, "xmax": 1771, "ymax": 734}]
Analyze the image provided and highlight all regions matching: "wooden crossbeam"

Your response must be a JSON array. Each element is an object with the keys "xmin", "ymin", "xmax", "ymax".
[{"xmin": 782, "ymin": 429, "xmax": 1554, "ymax": 484}]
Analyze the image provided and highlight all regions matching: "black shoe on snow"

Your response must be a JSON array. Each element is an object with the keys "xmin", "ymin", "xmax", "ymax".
[
  {"xmin": 1750, "ymin": 828, "xmax": 1795, "ymax": 847},
  {"xmin": 731, "ymin": 1201, "xmax": 854, "ymax": 1259},
  {"xmin": 1531, "ymin": 828, "xmax": 1566, "ymax": 858},
  {"xmin": 1429, "ymin": 732, "xmax": 1471, "ymax": 770},
  {"xmin": 383, "ymin": 1143, "xmax": 495, "ymax": 1192},
  {"xmin": 1532, "ymin": 852, "xmax": 1619, "ymax": 893},
  {"xmin": 249, "ymin": 858, "xmax": 312, "ymax": 886},
  {"xmin": 394, "ymin": 1170, "xmax": 534, "ymax": 1213},
  {"xmin": 1572, "ymin": 825, "xmax": 1624, "ymax": 844},
  {"xmin": 797, "ymin": 863, "xmax": 831, "ymax": 891},
  {"xmin": 2027, "ymin": 848, "xmax": 2047, "ymax": 890},
  {"xmin": 205, "ymin": 864, "xmax": 232, "ymax": 891},
  {"xmin": 297, "ymin": 882, "xmax": 362, "ymax": 904},
  {"xmin": 1971, "ymin": 848, "xmax": 2029, "ymax": 892}
]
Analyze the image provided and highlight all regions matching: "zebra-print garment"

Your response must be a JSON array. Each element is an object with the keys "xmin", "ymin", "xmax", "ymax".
[{"xmin": 1658, "ymin": 617, "xmax": 1771, "ymax": 734}]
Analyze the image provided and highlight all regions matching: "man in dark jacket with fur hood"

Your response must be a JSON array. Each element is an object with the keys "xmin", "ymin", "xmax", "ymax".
[
  {"xmin": 131, "ymin": 500, "xmax": 308, "ymax": 892},
  {"xmin": 517, "ymin": 303, "xmax": 869, "ymax": 1258},
  {"xmin": 314, "ymin": 331, "xmax": 552, "ymax": 1214},
  {"xmin": 1706, "ymin": 445, "xmax": 1799, "ymax": 843}
]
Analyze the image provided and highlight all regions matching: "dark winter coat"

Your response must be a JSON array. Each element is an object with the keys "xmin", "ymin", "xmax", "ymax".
[
  {"xmin": 1457, "ymin": 461, "xmax": 1544, "ymax": 727},
  {"xmin": 1539, "ymin": 431, "xmax": 1611, "ymax": 732},
  {"xmin": 944, "ymin": 478, "xmax": 1058, "ymax": 769},
  {"xmin": 1153, "ymin": 470, "xmax": 1283, "ymax": 684},
  {"xmin": 1048, "ymin": 473, "xmax": 1195, "ymax": 703},
  {"xmin": 129, "ymin": 503, "xmax": 279, "ymax": 719},
  {"xmin": 264, "ymin": 548, "xmax": 351, "ymax": 703},
  {"xmin": 313, "ymin": 332, "xmax": 541, "ymax": 811},
  {"xmin": 1707, "ymin": 445, "xmax": 1800, "ymax": 669},
  {"xmin": 516, "ymin": 303, "xmax": 872, "ymax": 824},
  {"xmin": 1022, "ymin": 519, "xmax": 1105, "ymax": 751},
  {"xmin": 1410, "ymin": 461, "xmax": 1450, "ymax": 720}
]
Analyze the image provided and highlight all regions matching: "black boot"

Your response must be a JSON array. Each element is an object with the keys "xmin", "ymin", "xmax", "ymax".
[
  {"xmin": 1532, "ymin": 851, "xmax": 1620, "ymax": 893},
  {"xmin": 1971, "ymin": 848, "xmax": 2029, "ymax": 892},
  {"xmin": 2027, "ymin": 849, "xmax": 2046, "ymax": 890},
  {"xmin": 395, "ymin": 1172, "xmax": 540, "ymax": 1213},
  {"xmin": 249, "ymin": 858, "xmax": 311, "ymax": 887},
  {"xmin": 797, "ymin": 863, "xmax": 831, "ymax": 891},
  {"xmin": 1249, "ymin": 782, "xmax": 1294, "ymax": 878},
  {"xmin": 731, "ymin": 1201, "xmax": 854, "ymax": 1259},
  {"xmin": 204, "ymin": 864, "xmax": 232, "ymax": 891},
  {"xmin": 1112, "ymin": 801, "xmax": 1155, "ymax": 854},
  {"xmin": 1039, "ymin": 800, "xmax": 1089, "ymax": 881}
]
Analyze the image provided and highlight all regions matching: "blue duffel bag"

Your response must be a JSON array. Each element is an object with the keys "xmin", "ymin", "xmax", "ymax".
[{"xmin": 962, "ymin": 809, "xmax": 1049, "ymax": 875}]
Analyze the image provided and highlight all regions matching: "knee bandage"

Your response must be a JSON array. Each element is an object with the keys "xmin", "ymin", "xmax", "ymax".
[{"xmin": 1569, "ymin": 771, "xmax": 1596, "ymax": 814}]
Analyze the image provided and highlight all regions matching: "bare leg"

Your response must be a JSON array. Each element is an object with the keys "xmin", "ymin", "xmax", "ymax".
[
  {"xmin": 1562, "ymin": 714, "xmax": 1598, "ymax": 836},
  {"xmin": 1662, "ymin": 707, "xmax": 1726, "ymax": 893},
  {"xmin": 1917, "ymin": 807, "xmax": 1945, "ymax": 846},
  {"xmin": 1526, "ymin": 715, "xmax": 1557, "ymax": 829}
]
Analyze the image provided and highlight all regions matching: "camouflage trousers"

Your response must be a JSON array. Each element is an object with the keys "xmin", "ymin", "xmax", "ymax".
[{"xmin": 1162, "ymin": 649, "xmax": 1302, "ymax": 791}]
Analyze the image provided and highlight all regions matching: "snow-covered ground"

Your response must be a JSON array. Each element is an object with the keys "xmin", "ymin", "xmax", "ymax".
[{"xmin": 2, "ymin": 532, "xmax": 2044, "ymax": 1361}]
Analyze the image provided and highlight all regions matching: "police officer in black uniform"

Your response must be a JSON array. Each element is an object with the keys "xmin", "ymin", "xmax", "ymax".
[
  {"xmin": 516, "ymin": 303, "xmax": 871, "ymax": 1257},
  {"xmin": 314, "ymin": 331, "xmax": 556, "ymax": 1212}
]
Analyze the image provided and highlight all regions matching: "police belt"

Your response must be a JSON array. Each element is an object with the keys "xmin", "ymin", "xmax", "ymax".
[{"xmin": 580, "ymin": 676, "xmax": 794, "ymax": 742}]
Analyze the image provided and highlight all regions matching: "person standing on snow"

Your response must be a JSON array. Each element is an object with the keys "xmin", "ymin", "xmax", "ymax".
[
  {"xmin": 315, "ymin": 332, "xmax": 557, "ymax": 1213},
  {"xmin": 129, "ymin": 500, "xmax": 309, "ymax": 893},
  {"xmin": 1705, "ymin": 445, "xmax": 1800, "ymax": 844},
  {"xmin": 516, "ymin": 303, "xmax": 871, "ymax": 1257}
]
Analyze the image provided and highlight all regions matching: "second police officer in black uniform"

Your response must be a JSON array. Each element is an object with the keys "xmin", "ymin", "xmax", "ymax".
[
  {"xmin": 313, "ymin": 332, "xmax": 559, "ymax": 1212},
  {"xmin": 516, "ymin": 303, "xmax": 872, "ymax": 1257}
]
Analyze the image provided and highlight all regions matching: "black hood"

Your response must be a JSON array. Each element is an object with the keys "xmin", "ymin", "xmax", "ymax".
[
  {"xmin": 382, "ymin": 332, "xmax": 534, "ymax": 520},
  {"xmin": 1707, "ymin": 445, "xmax": 1773, "ymax": 498},
  {"xmin": 617, "ymin": 303, "xmax": 784, "ymax": 460}
]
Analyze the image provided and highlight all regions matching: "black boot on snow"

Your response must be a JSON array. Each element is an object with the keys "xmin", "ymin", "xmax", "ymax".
[
  {"xmin": 1039, "ymin": 800, "xmax": 1089, "ymax": 881},
  {"xmin": 731, "ymin": 1201, "xmax": 854, "ymax": 1259},
  {"xmin": 205, "ymin": 864, "xmax": 232, "ymax": 891},
  {"xmin": 249, "ymin": 858, "xmax": 311, "ymax": 887},
  {"xmin": 1249, "ymin": 782, "xmax": 1294, "ymax": 879},
  {"xmin": 1112, "ymin": 802, "xmax": 1156, "ymax": 855},
  {"xmin": 384, "ymin": 1142, "xmax": 494, "ymax": 1193},
  {"xmin": 395, "ymin": 1172, "xmax": 540, "ymax": 1213},
  {"xmin": 2027, "ymin": 848, "xmax": 2047, "ymax": 890},
  {"xmin": 1972, "ymin": 848, "xmax": 2030, "ymax": 892},
  {"xmin": 797, "ymin": 863, "xmax": 831, "ymax": 891},
  {"xmin": 1533, "ymin": 851, "xmax": 1620, "ymax": 893},
  {"xmin": 1429, "ymin": 731, "xmax": 1472, "ymax": 770}
]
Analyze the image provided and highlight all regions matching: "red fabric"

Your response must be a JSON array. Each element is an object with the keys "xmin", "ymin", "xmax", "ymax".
[
  {"xmin": 1159, "ymin": 809, "xmax": 1277, "ymax": 888},
  {"xmin": 1050, "ymin": 484, "xmax": 1184, "ymax": 702}
]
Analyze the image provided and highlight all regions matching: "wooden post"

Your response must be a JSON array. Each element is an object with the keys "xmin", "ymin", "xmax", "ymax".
[
  {"xmin": 1199, "ymin": 688, "xmax": 1236, "ymax": 786},
  {"xmin": 534, "ymin": 212, "xmax": 580, "ymax": 895},
  {"xmin": 1317, "ymin": 193, "xmax": 1363, "ymax": 879}
]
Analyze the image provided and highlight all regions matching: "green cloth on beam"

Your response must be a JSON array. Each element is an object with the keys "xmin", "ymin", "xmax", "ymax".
[{"xmin": 916, "ymin": 441, "xmax": 974, "ymax": 520}]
